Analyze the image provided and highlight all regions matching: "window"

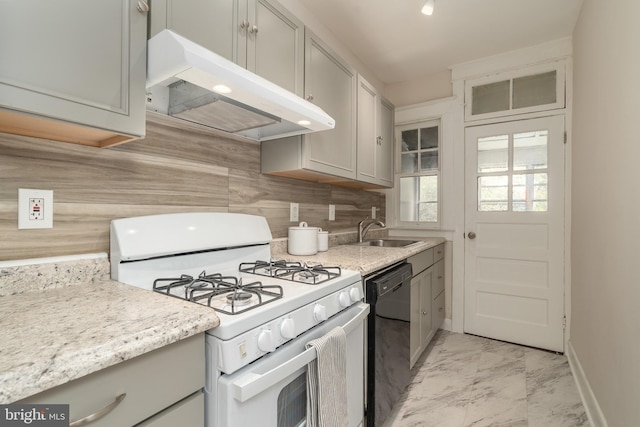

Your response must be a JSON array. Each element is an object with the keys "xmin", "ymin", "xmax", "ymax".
[
  {"xmin": 465, "ymin": 62, "xmax": 565, "ymax": 121},
  {"xmin": 476, "ymin": 130, "xmax": 549, "ymax": 212},
  {"xmin": 397, "ymin": 120, "xmax": 440, "ymax": 226}
]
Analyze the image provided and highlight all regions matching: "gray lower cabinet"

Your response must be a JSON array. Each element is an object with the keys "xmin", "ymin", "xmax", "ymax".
[
  {"xmin": 0, "ymin": 0, "xmax": 147, "ymax": 147},
  {"xmin": 409, "ymin": 244, "xmax": 445, "ymax": 368},
  {"xmin": 356, "ymin": 76, "xmax": 394, "ymax": 188},
  {"xmin": 149, "ymin": 0, "xmax": 304, "ymax": 96},
  {"xmin": 19, "ymin": 334, "xmax": 205, "ymax": 427},
  {"xmin": 261, "ymin": 29, "xmax": 357, "ymax": 182}
]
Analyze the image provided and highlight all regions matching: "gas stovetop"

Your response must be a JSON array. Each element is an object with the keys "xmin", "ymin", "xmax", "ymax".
[
  {"xmin": 153, "ymin": 270, "xmax": 284, "ymax": 315},
  {"xmin": 239, "ymin": 260, "xmax": 342, "ymax": 285},
  {"xmin": 110, "ymin": 212, "xmax": 362, "ymax": 341}
]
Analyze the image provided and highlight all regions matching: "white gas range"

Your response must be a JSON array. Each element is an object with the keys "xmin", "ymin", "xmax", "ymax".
[{"xmin": 110, "ymin": 212, "xmax": 368, "ymax": 427}]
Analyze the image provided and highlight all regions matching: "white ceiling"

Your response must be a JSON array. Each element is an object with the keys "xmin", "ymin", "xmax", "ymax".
[{"xmin": 296, "ymin": 0, "xmax": 584, "ymax": 85}]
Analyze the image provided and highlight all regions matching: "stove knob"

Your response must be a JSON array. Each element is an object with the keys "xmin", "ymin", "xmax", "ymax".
[
  {"xmin": 280, "ymin": 318, "xmax": 296, "ymax": 339},
  {"xmin": 257, "ymin": 330, "xmax": 276, "ymax": 353},
  {"xmin": 338, "ymin": 291, "xmax": 351, "ymax": 308},
  {"xmin": 313, "ymin": 304, "xmax": 327, "ymax": 322},
  {"xmin": 349, "ymin": 287, "xmax": 362, "ymax": 302}
]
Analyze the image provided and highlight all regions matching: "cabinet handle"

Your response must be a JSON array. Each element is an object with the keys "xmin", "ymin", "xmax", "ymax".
[
  {"xmin": 136, "ymin": 0, "xmax": 149, "ymax": 13},
  {"xmin": 250, "ymin": 25, "xmax": 259, "ymax": 34},
  {"xmin": 438, "ymin": 276, "xmax": 443, "ymax": 279},
  {"xmin": 240, "ymin": 19, "xmax": 250, "ymax": 30},
  {"xmin": 306, "ymin": 94, "xmax": 314, "ymax": 101},
  {"xmin": 376, "ymin": 136, "xmax": 383, "ymax": 145},
  {"xmin": 439, "ymin": 307, "xmax": 443, "ymax": 312},
  {"xmin": 69, "ymin": 393, "xmax": 126, "ymax": 427},
  {"xmin": 422, "ymin": 311, "xmax": 428, "ymax": 315}
]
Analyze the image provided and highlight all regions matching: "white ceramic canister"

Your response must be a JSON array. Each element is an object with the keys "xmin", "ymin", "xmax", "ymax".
[
  {"xmin": 288, "ymin": 222, "xmax": 318, "ymax": 255},
  {"xmin": 317, "ymin": 228, "xmax": 329, "ymax": 252}
]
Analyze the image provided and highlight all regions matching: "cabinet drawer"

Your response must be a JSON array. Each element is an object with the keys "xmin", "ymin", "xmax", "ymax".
[
  {"xmin": 20, "ymin": 334, "xmax": 204, "ymax": 427},
  {"xmin": 136, "ymin": 391, "xmax": 204, "ymax": 427},
  {"xmin": 432, "ymin": 259, "xmax": 445, "ymax": 299},
  {"xmin": 433, "ymin": 243, "xmax": 445, "ymax": 262},
  {"xmin": 408, "ymin": 248, "xmax": 433, "ymax": 276},
  {"xmin": 433, "ymin": 291, "xmax": 445, "ymax": 331}
]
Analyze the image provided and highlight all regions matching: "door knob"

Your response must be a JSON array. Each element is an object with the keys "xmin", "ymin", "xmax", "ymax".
[{"xmin": 467, "ymin": 232, "xmax": 476, "ymax": 239}]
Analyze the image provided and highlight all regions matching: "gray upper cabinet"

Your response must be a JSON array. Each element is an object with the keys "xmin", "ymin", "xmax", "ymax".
[
  {"xmin": 150, "ymin": 0, "xmax": 304, "ymax": 96},
  {"xmin": 261, "ymin": 30, "xmax": 357, "ymax": 183},
  {"xmin": 356, "ymin": 76, "xmax": 394, "ymax": 188},
  {"xmin": 0, "ymin": 0, "xmax": 147, "ymax": 148},
  {"xmin": 303, "ymin": 30, "xmax": 357, "ymax": 179}
]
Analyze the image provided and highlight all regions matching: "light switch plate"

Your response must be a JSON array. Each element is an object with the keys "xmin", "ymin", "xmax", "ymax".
[
  {"xmin": 329, "ymin": 204, "xmax": 335, "ymax": 221},
  {"xmin": 18, "ymin": 189, "xmax": 53, "ymax": 229}
]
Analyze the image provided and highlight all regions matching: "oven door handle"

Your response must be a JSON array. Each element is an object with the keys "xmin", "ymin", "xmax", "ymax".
[{"xmin": 231, "ymin": 302, "xmax": 370, "ymax": 403}]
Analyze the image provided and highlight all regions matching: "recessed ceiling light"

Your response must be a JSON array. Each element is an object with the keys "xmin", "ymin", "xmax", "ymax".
[
  {"xmin": 421, "ymin": 0, "xmax": 435, "ymax": 15},
  {"xmin": 298, "ymin": 120, "xmax": 311, "ymax": 126}
]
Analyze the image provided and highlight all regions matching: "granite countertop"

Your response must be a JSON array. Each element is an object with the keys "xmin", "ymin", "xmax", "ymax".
[
  {"xmin": 272, "ymin": 237, "xmax": 446, "ymax": 276},
  {"xmin": 0, "ymin": 256, "xmax": 220, "ymax": 404}
]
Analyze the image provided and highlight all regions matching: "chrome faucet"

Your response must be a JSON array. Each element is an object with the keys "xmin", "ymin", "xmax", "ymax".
[{"xmin": 358, "ymin": 216, "xmax": 386, "ymax": 242}]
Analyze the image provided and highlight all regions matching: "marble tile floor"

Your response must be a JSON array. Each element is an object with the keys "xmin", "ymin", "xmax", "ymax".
[{"xmin": 387, "ymin": 330, "xmax": 589, "ymax": 427}]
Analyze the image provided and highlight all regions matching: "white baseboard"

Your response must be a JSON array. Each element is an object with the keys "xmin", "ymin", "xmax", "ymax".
[
  {"xmin": 440, "ymin": 318, "xmax": 452, "ymax": 331},
  {"xmin": 566, "ymin": 341, "xmax": 608, "ymax": 427}
]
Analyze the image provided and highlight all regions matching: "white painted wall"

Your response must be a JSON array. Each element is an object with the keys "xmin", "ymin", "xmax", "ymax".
[{"xmin": 571, "ymin": 0, "xmax": 640, "ymax": 425}]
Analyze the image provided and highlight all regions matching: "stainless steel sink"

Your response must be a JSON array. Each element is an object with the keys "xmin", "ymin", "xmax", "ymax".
[{"xmin": 347, "ymin": 239, "xmax": 420, "ymax": 248}]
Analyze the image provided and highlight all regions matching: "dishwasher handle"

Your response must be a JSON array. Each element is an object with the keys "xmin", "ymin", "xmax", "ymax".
[{"xmin": 369, "ymin": 263, "xmax": 412, "ymax": 298}]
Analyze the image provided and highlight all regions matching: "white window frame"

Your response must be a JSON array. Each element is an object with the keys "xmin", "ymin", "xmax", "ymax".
[
  {"xmin": 464, "ymin": 61, "xmax": 566, "ymax": 122},
  {"xmin": 394, "ymin": 119, "xmax": 442, "ymax": 229}
]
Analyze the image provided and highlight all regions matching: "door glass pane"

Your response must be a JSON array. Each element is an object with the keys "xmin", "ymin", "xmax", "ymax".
[
  {"xmin": 514, "ymin": 131, "xmax": 548, "ymax": 171},
  {"xmin": 401, "ymin": 129, "xmax": 418, "ymax": 151},
  {"xmin": 420, "ymin": 151, "xmax": 438, "ymax": 171},
  {"xmin": 420, "ymin": 126, "xmax": 438, "ymax": 149},
  {"xmin": 513, "ymin": 173, "xmax": 548, "ymax": 212},
  {"xmin": 401, "ymin": 153, "xmax": 418, "ymax": 173},
  {"xmin": 477, "ymin": 135, "xmax": 508, "ymax": 172},
  {"xmin": 472, "ymin": 80, "xmax": 510, "ymax": 115},
  {"xmin": 478, "ymin": 175, "xmax": 508, "ymax": 211},
  {"xmin": 513, "ymin": 71, "xmax": 557, "ymax": 109}
]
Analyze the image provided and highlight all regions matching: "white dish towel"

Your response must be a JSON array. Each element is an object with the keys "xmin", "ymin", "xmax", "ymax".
[{"xmin": 306, "ymin": 326, "xmax": 349, "ymax": 427}]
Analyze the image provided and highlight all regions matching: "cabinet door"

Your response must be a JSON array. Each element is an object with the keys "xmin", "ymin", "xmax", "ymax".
[
  {"xmin": 247, "ymin": 0, "xmax": 304, "ymax": 96},
  {"xmin": 303, "ymin": 31, "xmax": 357, "ymax": 179},
  {"xmin": 377, "ymin": 97, "xmax": 395, "ymax": 186},
  {"xmin": 410, "ymin": 266, "xmax": 433, "ymax": 368},
  {"xmin": 356, "ymin": 76, "xmax": 394, "ymax": 187},
  {"xmin": 152, "ymin": 0, "xmax": 238, "ymax": 62},
  {"xmin": 356, "ymin": 76, "xmax": 378, "ymax": 184},
  {"xmin": 420, "ymin": 268, "xmax": 433, "ymax": 348},
  {"xmin": 0, "ymin": 0, "xmax": 146, "ymax": 141},
  {"xmin": 410, "ymin": 275, "xmax": 422, "ymax": 368}
]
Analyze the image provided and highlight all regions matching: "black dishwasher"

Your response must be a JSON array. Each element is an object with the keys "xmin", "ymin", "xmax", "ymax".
[{"xmin": 365, "ymin": 262, "xmax": 412, "ymax": 427}]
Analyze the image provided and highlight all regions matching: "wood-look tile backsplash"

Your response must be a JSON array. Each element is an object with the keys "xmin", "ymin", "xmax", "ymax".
[{"xmin": 0, "ymin": 113, "xmax": 385, "ymax": 261}]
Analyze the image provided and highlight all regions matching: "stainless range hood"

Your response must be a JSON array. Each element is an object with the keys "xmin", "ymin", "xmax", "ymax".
[{"xmin": 146, "ymin": 30, "xmax": 335, "ymax": 141}]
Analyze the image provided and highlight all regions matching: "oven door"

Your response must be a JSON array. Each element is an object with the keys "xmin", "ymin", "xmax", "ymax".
[{"xmin": 215, "ymin": 302, "xmax": 369, "ymax": 427}]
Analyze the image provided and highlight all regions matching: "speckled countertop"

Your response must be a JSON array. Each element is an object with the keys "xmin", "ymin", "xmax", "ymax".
[
  {"xmin": 0, "ymin": 256, "xmax": 220, "ymax": 404},
  {"xmin": 271, "ymin": 237, "xmax": 446, "ymax": 276}
]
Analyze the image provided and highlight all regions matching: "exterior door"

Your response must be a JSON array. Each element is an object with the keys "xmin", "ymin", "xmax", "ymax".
[{"xmin": 464, "ymin": 115, "xmax": 565, "ymax": 352}]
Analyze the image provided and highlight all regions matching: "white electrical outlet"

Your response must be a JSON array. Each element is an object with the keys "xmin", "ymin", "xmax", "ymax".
[
  {"xmin": 290, "ymin": 203, "xmax": 299, "ymax": 222},
  {"xmin": 19, "ymin": 189, "xmax": 53, "ymax": 229},
  {"xmin": 329, "ymin": 204, "xmax": 335, "ymax": 221},
  {"xmin": 372, "ymin": 206, "xmax": 377, "ymax": 219}
]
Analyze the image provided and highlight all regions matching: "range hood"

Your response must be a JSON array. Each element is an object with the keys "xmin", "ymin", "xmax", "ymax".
[{"xmin": 146, "ymin": 30, "xmax": 335, "ymax": 141}]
